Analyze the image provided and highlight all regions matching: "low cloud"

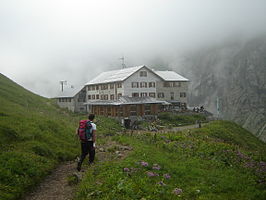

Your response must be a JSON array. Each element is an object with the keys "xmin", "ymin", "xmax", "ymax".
[{"xmin": 0, "ymin": 0, "xmax": 266, "ymax": 97}]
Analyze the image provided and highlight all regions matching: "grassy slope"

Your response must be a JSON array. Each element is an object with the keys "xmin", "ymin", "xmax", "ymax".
[
  {"xmin": 0, "ymin": 74, "xmax": 81, "ymax": 200},
  {"xmin": 75, "ymin": 120, "xmax": 266, "ymax": 200},
  {"xmin": 1, "ymin": 73, "xmax": 266, "ymax": 199}
]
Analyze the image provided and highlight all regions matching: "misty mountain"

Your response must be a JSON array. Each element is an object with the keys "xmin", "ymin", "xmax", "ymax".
[{"xmin": 177, "ymin": 36, "xmax": 266, "ymax": 142}]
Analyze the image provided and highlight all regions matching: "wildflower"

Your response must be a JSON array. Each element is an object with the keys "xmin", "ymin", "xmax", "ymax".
[
  {"xmin": 140, "ymin": 161, "xmax": 149, "ymax": 167},
  {"xmin": 152, "ymin": 164, "xmax": 161, "ymax": 170},
  {"xmin": 163, "ymin": 174, "xmax": 171, "ymax": 179},
  {"xmin": 172, "ymin": 188, "xmax": 183, "ymax": 195},
  {"xmin": 244, "ymin": 161, "xmax": 255, "ymax": 168},
  {"xmin": 152, "ymin": 166, "xmax": 161, "ymax": 170},
  {"xmin": 123, "ymin": 168, "xmax": 130, "ymax": 172},
  {"xmin": 157, "ymin": 181, "xmax": 166, "ymax": 186},
  {"xmin": 236, "ymin": 151, "xmax": 251, "ymax": 160},
  {"xmin": 146, "ymin": 171, "xmax": 159, "ymax": 177},
  {"xmin": 146, "ymin": 171, "xmax": 155, "ymax": 177}
]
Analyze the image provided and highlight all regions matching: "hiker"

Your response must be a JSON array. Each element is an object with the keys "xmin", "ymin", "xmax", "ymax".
[
  {"xmin": 198, "ymin": 120, "xmax": 202, "ymax": 128},
  {"xmin": 77, "ymin": 114, "xmax": 96, "ymax": 171}
]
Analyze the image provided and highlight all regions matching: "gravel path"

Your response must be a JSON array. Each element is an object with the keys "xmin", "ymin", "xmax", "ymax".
[
  {"xmin": 22, "ymin": 139, "xmax": 132, "ymax": 200},
  {"xmin": 23, "ymin": 161, "xmax": 77, "ymax": 200}
]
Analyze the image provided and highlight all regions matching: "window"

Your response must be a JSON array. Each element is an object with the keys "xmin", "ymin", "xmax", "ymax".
[
  {"xmin": 144, "ymin": 104, "xmax": 151, "ymax": 115},
  {"xmin": 88, "ymin": 95, "xmax": 91, "ymax": 100},
  {"xmin": 163, "ymin": 82, "xmax": 171, "ymax": 87},
  {"xmin": 92, "ymin": 85, "xmax": 95, "ymax": 90},
  {"xmin": 117, "ymin": 83, "xmax": 122, "ymax": 88},
  {"xmin": 141, "ymin": 92, "xmax": 147, "ymax": 97},
  {"xmin": 104, "ymin": 95, "xmax": 108, "ymax": 100},
  {"xmin": 140, "ymin": 71, "xmax": 147, "ymax": 77},
  {"xmin": 149, "ymin": 82, "xmax": 155, "ymax": 88},
  {"xmin": 100, "ymin": 84, "xmax": 108, "ymax": 90},
  {"xmin": 117, "ymin": 106, "xmax": 123, "ymax": 116},
  {"xmin": 110, "ymin": 94, "xmax": 114, "ymax": 100},
  {"xmin": 130, "ymin": 105, "xmax": 137, "ymax": 116},
  {"xmin": 88, "ymin": 86, "xmax": 91, "ymax": 91},
  {"xmin": 170, "ymin": 92, "xmax": 174, "ymax": 100},
  {"xmin": 96, "ymin": 94, "xmax": 99, "ymax": 99},
  {"xmin": 149, "ymin": 92, "xmax": 155, "ymax": 97},
  {"xmin": 158, "ymin": 93, "xmax": 164, "ymax": 98},
  {"xmin": 173, "ymin": 82, "xmax": 181, "ymax": 87},
  {"xmin": 131, "ymin": 82, "xmax": 139, "ymax": 88},
  {"xmin": 180, "ymin": 92, "xmax": 186, "ymax": 98},
  {"xmin": 96, "ymin": 85, "xmax": 99, "ymax": 90},
  {"xmin": 92, "ymin": 95, "xmax": 95, "ymax": 100},
  {"xmin": 132, "ymin": 93, "xmax": 139, "ymax": 97},
  {"xmin": 140, "ymin": 82, "xmax": 147, "ymax": 88},
  {"xmin": 110, "ymin": 84, "xmax": 114, "ymax": 89},
  {"xmin": 118, "ymin": 93, "xmax": 122, "ymax": 98},
  {"xmin": 100, "ymin": 95, "xmax": 104, "ymax": 100}
]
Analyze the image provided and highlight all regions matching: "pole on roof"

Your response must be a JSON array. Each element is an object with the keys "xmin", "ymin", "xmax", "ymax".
[
  {"xmin": 59, "ymin": 80, "xmax": 67, "ymax": 92},
  {"xmin": 119, "ymin": 56, "xmax": 126, "ymax": 69}
]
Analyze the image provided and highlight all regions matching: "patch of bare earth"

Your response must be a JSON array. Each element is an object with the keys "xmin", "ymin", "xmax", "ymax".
[
  {"xmin": 23, "ymin": 161, "xmax": 77, "ymax": 200},
  {"xmin": 22, "ymin": 139, "xmax": 132, "ymax": 200}
]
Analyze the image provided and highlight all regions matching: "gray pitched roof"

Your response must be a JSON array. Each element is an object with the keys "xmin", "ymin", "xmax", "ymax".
[
  {"xmin": 86, "ymin": 65, "xmax": 145, "ymax": 85},
  {"xmin": 86, "ymin": 65, "xmax": 189, "ymax": 85},
  {"xmin": 154, "ymin": 71, "xmax": 189, "ymax": 81},
  {"xmin": 53, "ymin": 85, "xmax": 85, "ymax": 98}
]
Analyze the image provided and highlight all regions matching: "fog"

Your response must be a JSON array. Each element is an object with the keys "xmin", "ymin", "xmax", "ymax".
[{"xmin": 1, "ymin": 0, "xmax": 266, "ymax": 97}]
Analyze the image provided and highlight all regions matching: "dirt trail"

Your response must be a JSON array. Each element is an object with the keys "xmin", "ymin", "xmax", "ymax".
[
  {"xmin": 22, "ymin": 139, "xmax": 132, "ymax": 200},
  {"xmin": 23, "ymin": 161, "xmax": 77, "ymax": 200}
]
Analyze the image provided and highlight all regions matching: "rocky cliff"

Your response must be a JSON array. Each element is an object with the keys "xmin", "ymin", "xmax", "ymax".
[{"xmin": 177, "ymin": 36, "xmax": 266, "ymax": 142}]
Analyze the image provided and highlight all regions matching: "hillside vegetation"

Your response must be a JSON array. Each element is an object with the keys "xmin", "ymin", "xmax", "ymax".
[
  {"xmin": 1, "ymin": 73, "xmax": 266, "ymax": 200},
  {"xmin": 75, "ymin": 120, "xmax": 266, "ymax": 200},
  {"xmin": 0, "ymin": 73, "xmax": 81, "ymax": 200}
]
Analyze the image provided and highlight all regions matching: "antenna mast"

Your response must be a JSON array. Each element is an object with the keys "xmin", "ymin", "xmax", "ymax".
[
  {"xmin": 119, "ymin": 56, "xmax": 126, "ymax": 69},
  {"xmin": 59, "ymin": 80, "xmax": 67, "ymax": 92}
]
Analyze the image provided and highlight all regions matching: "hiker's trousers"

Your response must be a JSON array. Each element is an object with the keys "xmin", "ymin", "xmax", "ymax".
[{"xmin": 79, "ymin": 141, "xmax": 95, "ymax": 164}]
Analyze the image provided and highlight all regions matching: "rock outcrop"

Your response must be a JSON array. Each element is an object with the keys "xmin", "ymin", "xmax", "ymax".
[{"xmin": 177, "ymin": 36, "xmax": 266, "ymax": 142}]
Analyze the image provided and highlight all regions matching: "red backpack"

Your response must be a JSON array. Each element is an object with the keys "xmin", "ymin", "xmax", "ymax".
[{"xmin": 78, "ymin": 120, "xmax": 93, "ymax": 141}]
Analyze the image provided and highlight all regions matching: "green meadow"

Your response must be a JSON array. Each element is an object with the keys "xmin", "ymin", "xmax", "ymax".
[
  {"xmin": 0, "ymin": 74, "xmax": 80, "ymax": 200},
  {"xmin": 0, "ymin": 73, "xmax": 265, "ymax": 200},
  {"xmin": 75, "ymin": 121, "xmax": 266, "ymax": 200}
]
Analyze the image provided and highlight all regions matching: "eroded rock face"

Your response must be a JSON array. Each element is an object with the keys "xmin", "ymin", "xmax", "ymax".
[{"xmin": 179, "ymin": 37, "xmax": 266, "ymax": 142}]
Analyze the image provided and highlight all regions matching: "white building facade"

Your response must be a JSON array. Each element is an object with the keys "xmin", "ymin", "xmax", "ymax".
[{"xmin": 86, "ymin": 65, "xmax": 189, "ymax": 108}]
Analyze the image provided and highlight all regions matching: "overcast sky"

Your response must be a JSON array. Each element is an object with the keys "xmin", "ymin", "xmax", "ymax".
[{"xmin": 1, "ymin": 0, "xmax": 266, "ymax": 97}]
